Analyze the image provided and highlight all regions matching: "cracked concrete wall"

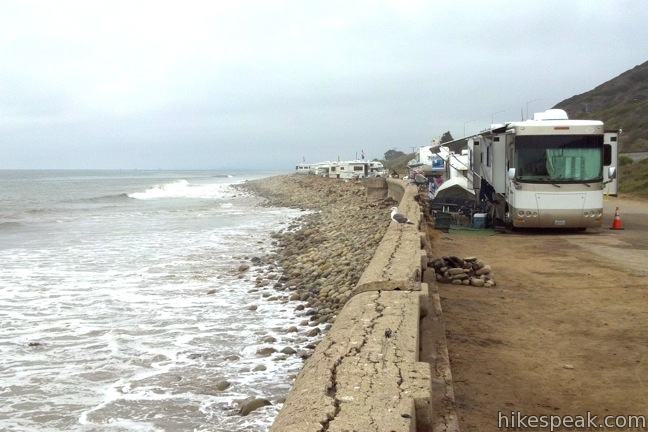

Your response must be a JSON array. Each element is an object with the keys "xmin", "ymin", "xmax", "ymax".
[
  {"xmin": 356, "ymin": 180, "xmax": 423, "ymax": 294},
  {"xmin": 271, "ymin": 181, "xmax": 433, "ymax": 432},
  {"xmin": 387, "ymin": 178, "xmax": 406, "ymax": 203}
]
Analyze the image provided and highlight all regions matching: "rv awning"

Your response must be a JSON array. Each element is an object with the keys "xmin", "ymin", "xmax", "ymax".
[{"xmin": 431, "ymin": 138, "xmax": 468, "ymax": 153}]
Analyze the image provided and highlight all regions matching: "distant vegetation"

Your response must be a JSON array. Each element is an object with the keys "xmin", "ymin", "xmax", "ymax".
[
  {"xmin": 383, "ymin": 149, "xmax": 407, "ymax": 160},
  {"xmin": 619, "ymin": 155, "xmax": 634, "ymax": 166},
  {"xmin": 554, "ymin": 59, "xmax": 648, "ymax": 152},
  {"xmin": 440, "ymin": 131, "xmax": 454, "ymax": 143},
  {"xmin": 381, "ymin": 150, "xmax": 415, "ymax": 176},
  {"xmin": 619, "ymin": 157, "xmax": 648, "ymax": 197}
]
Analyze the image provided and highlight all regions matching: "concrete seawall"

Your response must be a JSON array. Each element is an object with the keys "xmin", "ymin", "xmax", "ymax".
[{"xmin": 271, "ymin": 179, "xmax": 457, "ymax": 432}]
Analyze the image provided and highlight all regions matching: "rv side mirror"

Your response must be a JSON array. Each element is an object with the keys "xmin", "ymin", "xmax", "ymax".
[
  {"xmin": 608, "ymin": 166, "xmax": 617, "ymax": 180},
  {"xmin": 507, "ymin": 168, "xmax": 516, "ymax": 180}
]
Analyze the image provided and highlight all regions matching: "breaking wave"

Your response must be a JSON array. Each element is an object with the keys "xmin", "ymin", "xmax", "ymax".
[
  {"xmin": 77, "ymin": 193, "xmax": 133, "ymax": 203},
  {"xmin": 128, "ymin": 180, "xmax": 231, "ymax": 200}
]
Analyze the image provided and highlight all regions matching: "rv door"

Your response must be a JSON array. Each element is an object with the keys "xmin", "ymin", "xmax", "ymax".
[{"xmin": 603, "ymin": 131, "xmax": 619, "ymax": 196}]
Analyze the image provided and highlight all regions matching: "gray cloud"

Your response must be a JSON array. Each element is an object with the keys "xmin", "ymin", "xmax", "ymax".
[{"xmin": 1, "ymin": 0, "xmax": 647, "ymax": 169}]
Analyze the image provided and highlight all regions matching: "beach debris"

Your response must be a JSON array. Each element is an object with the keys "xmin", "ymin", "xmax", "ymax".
[{"xmin": 429, "ymin": 256, "xmax": 496, "ymax": 287}]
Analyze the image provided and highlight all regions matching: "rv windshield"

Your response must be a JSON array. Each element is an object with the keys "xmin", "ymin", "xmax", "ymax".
[{"xmin": 515, "ymin": 134, "xmax": 603, "ymax": 182}]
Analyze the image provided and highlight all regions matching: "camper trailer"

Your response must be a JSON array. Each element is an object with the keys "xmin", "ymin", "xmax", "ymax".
[
  {"xmin": 295, "ymin": 164, "xmax": 313, "ymax": 175},
  {"xmin": 328, "ymin": 160, "xmax": 369, "ymax": 179},
  {"xmin": 463, "ymin": 109, "xmax": 618, "ymax": 228},
  {"xmin": 313, "ymin": 162, "xmax": 332, "ymax": 177},
  {"xmin": 368, "ymin": 161, "xmax": 387, "ymax": 177},
  {"xmin": 407, "ymin": 145, "xmax": 436, "ymax": 175}
]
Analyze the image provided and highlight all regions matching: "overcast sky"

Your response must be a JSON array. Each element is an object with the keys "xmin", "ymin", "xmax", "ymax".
[{"xmin": 1, "ymin": 0, "xmax": 647, "ymax": 169}]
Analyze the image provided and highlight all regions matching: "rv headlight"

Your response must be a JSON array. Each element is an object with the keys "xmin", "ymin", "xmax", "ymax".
[
  {"xmin": 583, "ymin": 210, "xmax": 590, "ymax": 216},
  {"xmin": 517, "ymin": 210, "xmax": 525, "ymax": 217},
  {"xmin": 532, "ymin": 212, "xmax": 538, "ymax": 217},
  {"xmin": 525, "ymin": 211, "xmax": 532, "ymax": 216}
]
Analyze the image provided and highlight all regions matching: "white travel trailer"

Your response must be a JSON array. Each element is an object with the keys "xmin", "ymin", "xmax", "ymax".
[
  {"xmin": 463, "ymin": 109, "xmax": 618, "ymax": 228},
  {"xmin": 295, "ymin": 164, "xmax": 313, "ymax": 175},
  {"xmin": 328, "ymin": 160, "xmax": 369, "ymax": 179},
  {"xmin": 407, "ymin": 145, "xmax": 438, "ymax": 175},
  {"xmin": 368, "ymin": 161, "xmax": 387, "ymax": 177},
  {"xmin": 313, "ymin": 162, "xmax": 332, "ymax": 177}
]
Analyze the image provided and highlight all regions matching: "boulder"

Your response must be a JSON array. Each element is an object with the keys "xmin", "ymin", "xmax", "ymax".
[
  {"xmin": 280, "ymin": 347, "xmax": 296, "ymax": 355},
  {"xmin": 448, "ymin": 268, "xmax": 467, "ymax": 275},
  {"xmin": 476, "ymin": 265, "xmax": 492, "ymax": 276},
  {"xmin": 256, "ymin": 347, "xmax": 277, "ymax": 357},
  {"xmin": 470, "ymin": 278, "xmax": 485, "ymax": 287},
  {"xmin": 306, "ymin": 327, "xmax": 321, "ymax": 337},
  {"xmin": 215, "ymin": 380, "xmax": 231, "ymax": 391},
  {"xmin": 239, "ymin": 398, "xmax": 271, "ymax": 416}
]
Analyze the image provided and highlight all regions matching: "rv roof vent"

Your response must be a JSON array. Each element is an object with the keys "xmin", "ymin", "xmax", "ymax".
[{"xmin": 533, "ymin": 109, "xmax": 569, "ymax": 121}]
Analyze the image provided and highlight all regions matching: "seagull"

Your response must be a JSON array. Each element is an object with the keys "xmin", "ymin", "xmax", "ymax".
[{"xmin": 390, "ymin": 207, "xmax": 414, "ymax": 225}]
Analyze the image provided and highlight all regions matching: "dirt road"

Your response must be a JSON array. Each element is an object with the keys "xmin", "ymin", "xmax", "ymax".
[{"xmin": 428, "ymin": 196, "xmax": 648, "ymax": 431}]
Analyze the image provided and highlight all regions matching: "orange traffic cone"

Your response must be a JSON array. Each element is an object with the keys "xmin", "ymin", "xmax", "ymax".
[{"xmin": 610, "ymin": 207, "xmax": 624, "ymax": 230}]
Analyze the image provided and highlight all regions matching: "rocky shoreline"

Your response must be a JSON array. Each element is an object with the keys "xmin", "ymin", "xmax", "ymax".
[{"xmin": 237, "ymin": 175, "xmax": 396, "ymax": 322}]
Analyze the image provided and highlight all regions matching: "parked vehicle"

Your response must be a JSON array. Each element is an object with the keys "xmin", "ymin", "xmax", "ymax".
[{"xmin": 433, "ymin": 109, "xmax": 619, "ymax": 229}]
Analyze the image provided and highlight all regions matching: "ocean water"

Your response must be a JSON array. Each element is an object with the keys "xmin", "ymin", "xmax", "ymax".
[{"xmin": 0, "ymin": 170, "xmax": 310, "ymax": 432}]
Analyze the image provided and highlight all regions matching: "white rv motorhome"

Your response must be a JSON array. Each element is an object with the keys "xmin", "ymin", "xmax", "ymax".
[
  {"xmin": 328, "ymin": 160, "xmax": 369, "ymax": 179},
  {"xmin": 464, "ymin": 109, "xmax": 618, "ymax": 228}
]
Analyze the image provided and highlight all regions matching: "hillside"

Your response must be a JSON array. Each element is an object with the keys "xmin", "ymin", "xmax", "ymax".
[
  {"xmin": 553, "ymin": 60, "xmax": 648, "ymax": 152},
  {"xmin": 619, "ymin": 157, "xmax": 648, "ymax": 197},
  {"xmin": 381, "ymin": 152, "xmax": 415, "ymax": 176}
]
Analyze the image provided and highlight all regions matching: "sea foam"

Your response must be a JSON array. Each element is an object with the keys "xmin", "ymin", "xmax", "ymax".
[{"xmin": 128, "ymin": 180, "xmax": 232, "ymax": 200}]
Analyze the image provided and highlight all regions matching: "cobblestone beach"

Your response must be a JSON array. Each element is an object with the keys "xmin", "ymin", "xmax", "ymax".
[{"xmin": 239, "ymin": 175, "xmax": 395, "ymax": 322}]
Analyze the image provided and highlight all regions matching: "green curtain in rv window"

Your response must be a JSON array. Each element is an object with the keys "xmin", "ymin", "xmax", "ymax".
[{"xmin": 545, "ymin": 148, "xmax": 602, "ymax": 181}]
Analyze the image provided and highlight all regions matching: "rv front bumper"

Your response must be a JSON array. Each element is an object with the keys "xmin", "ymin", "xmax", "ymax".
[{"xmin": 511, "ymin": 208, "xmax": 603, "ymax": 228}]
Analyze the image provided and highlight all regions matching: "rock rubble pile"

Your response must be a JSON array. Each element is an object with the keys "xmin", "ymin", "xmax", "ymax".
[{"xmin": 429, "ymin": 255, "xmax": 496, "ymax": 287}]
